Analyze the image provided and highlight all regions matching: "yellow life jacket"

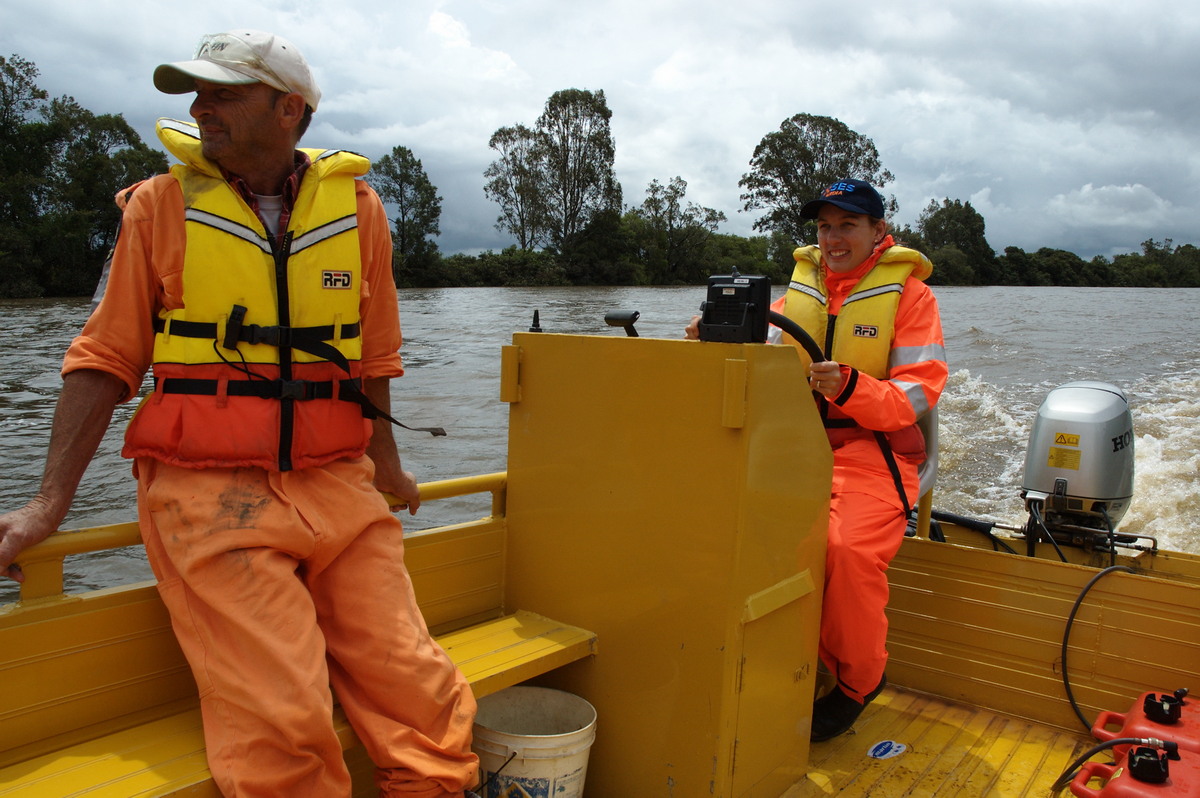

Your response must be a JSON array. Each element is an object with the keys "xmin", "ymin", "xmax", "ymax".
[
  {"xmin": 781, "ymin": 244, "xmax": 931, "ymax": 378},
  {"xmin": 123, "ymin": 119, "xmax": 373, "ymax": 471},
  {"xmin": 781, "ymin": 244, "xmax": 936, "ymax": 511}
]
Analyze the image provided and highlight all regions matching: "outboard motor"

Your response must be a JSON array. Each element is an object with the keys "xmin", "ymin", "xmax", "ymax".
[{"xmin": 1021, "ymin": 381, "xmax": 1135, "ymax": 554}]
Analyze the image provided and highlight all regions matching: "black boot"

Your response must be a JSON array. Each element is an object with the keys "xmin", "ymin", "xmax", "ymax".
[{"xmin": 810, "ymin": 674, "xmax": 887, "ymax": 742}]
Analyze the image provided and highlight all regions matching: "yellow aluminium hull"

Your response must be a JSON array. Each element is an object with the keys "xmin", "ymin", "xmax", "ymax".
[
  {"xmin": 3, "ymin": 333, "xmax": 1198, "ymax": 796},
  {"xmin": 793, "ymin": 534, "xmax": 1200, "ymax": 796}
]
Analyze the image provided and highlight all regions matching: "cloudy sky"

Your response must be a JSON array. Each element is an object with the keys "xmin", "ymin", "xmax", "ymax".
[{"xmin": 3, "ymin": 0, "xmax": 1197, "ymax": 260}]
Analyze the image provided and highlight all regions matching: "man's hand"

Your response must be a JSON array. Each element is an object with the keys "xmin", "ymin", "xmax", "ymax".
[
  {"xmin": 362, "ymin": 376, "xmax": 421, "ymax": 515},
  {"xmin": 373, "ymin": 457, "xmax": 421, "ymax": 516},
  {"xmin": 1, "ymin": 369, "xmax": 124, "ymax": 583},
  {"xmin": 0, "ymin": 497, "xmax": 63, "ymax": 583}
]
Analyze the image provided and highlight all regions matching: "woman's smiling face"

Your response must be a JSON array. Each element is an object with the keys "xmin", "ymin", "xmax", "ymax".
[{"xmin": 815, "ymin": 206, "xmax": 888, "ymax": 273}]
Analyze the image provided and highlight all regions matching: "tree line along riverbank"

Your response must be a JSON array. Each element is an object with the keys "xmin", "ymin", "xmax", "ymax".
[{"xmin": 4, "ymin": 54, "xmax": 1197, "ymax": 299}]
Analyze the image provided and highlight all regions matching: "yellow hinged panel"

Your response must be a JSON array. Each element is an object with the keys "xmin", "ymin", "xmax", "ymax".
[
  {"xmin": 501, "ymin": 333, "xmax": 830, "ymax": 796},
  {"xmin": 723, "ymin": 358, "xmax": 748, "ymax": 428},
  {"xmin": 499, "ymin": 344, "xmax": 521, "ymax": 404}
]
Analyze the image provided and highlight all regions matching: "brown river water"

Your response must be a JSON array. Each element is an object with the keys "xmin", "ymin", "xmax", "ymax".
[{"xmin": 2, "ymin": 285, "xmax": 1197, "ymax": 603}]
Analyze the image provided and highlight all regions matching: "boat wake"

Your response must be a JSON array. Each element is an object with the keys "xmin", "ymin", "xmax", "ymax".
[{"xmin": 937, "ymin": 366, "xmax": 1200, "ymax": 554}]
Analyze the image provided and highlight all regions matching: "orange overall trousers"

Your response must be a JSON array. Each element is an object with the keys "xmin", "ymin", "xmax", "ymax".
[
  {"xmin": 818, "ymin": 437, "xmax": 919, "ymax": 703},
  {"xmin": 135, "ymin": 455, "xmax": 478, "ymax": 797}
]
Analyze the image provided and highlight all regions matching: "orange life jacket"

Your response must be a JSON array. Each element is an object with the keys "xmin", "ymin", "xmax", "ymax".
[
  {"xmin": 122, "ymin": 119, "xmax": 373, "ymax": 471},
  {"xmin": 780, "ymin": 240, "xmax": 943, "ymax": 508}
]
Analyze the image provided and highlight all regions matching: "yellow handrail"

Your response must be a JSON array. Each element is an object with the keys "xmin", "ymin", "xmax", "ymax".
[
  {"xmin": 11, "ymin": 471, "xmax": 509, "ymax": 604},
  {"xmin": 382, "ymin": 471, "xmax": 507, "ymax": 518},
  {"xmin": 915, "ymin": 490, "xmax": 933, "ymax": 539}
]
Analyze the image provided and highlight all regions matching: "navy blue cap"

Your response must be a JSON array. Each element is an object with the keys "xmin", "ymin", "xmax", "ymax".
[{"xmin": 800, "ymin": 179, "xmax": 885, "ymax": 219}]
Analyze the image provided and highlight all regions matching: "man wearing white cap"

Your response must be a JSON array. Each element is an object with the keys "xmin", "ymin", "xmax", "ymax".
[{"xmin": 0, "ymin": 29, "xmax": 479, "ymax": 797}]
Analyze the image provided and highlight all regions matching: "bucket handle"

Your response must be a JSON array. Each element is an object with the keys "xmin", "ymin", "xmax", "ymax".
[{"xmin": 479, "ymin": 751, "xmax": 517, "ymax": 796}]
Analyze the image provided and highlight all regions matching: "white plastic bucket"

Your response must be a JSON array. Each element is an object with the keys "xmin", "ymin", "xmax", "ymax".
[{"xmin": 472, "ymin": 686, "xmax": 597, "ymax": 798}]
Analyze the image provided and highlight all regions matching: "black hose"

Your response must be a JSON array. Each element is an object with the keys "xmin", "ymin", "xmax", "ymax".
[
  {"xmin": 1029, "ymin": 501, "xmax": 1069, "ymax": 563},
  {"xmin": 1061, "ymin": 565, "xmax": 1136, "ymax": 733},
  {"xmin": 1101, "ymin": 506, "xmax": 1116, "ymax": 568},
  {"xmin": 930, "ymin": 509, "xmax": 1019, "ymax": 554},
  {"xmin": 767, "ymin": 311, "xmax": 825, "ymax": 363},
  {"xmin": 930, "ymin": 509, "xmax": 996, "ymax": 534}
]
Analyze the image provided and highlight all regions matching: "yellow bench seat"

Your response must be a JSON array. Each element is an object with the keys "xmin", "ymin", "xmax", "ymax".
[{"xmin": 0, "ymin": 611, "xmax": 596, "ymax": 797}]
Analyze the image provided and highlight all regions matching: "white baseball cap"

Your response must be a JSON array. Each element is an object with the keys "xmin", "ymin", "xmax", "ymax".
[{"xmin": 154, "ymin": 30, "xmax": 321, "ymax": 111}]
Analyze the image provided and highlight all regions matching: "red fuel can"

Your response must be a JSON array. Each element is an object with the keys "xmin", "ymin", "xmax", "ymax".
[
  {"xmin": 1093, "ymin": 691, "xmax": 1199, "ymax": 757},
  {"xmin": 1070, "ymin": 746, "xmax": 1200, "ymax": 797}
]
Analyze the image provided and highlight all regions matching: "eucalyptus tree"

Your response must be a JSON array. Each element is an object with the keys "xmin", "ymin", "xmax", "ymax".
[
  {"xmin": 634, "ymin": 176, "xmax": 726, "ymax": 283},
  {"xmin": 739, "ymin": 113, "xmax": 895, "ymax": 246},
  {"xmin": 39, "ymin": 97, "xmax": 167, "ymax": 295},
  {"xmin": 484, "ymin": 88, "xmax": 620, "ymax": 253},
  {"xmin": 918, "ymin": 198, "xmax": 998, "ymax": 284},
  {"xmin": 1, "ymin": 54, "xmax": 166, "ymax": 297},
  {"xmin": 1, "ymin": 55, "xmax": 52, "ymax": 242},
  {"xmin": 483, "ymin": 124, "xmax": 545, "ymax": 250},
  {"xmin": 536, "ymin": 89, "xmax": 621, "ymax": 251},
  {"xmin": 368, "ymin": 145, "xmax": 442, "ymax": 281}
]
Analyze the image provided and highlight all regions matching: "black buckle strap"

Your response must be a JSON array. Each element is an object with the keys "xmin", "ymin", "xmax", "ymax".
[
  {"xmin": 158, "ymin": 376, "xmax": 362, "ymax": 401},
  {"xmin": 873, "ymin": 430, "xmax": 912, "ymax": 516},
  {"xmin": 336, "ymin": 380, "xmax": 447, "ymax": 437},
  {"xmin": 154, "ymin": 379, "xmax": 446, "ymax": 439},
  {"xmin": 278, "ymin": 380, "xmax": 310, "ymax": 400},
  {"xmin": 155, "ymin": 376, "xmax": 446, "ymax": 437},
  {"xmin": 154, "ymin": 314, "xmax": 362, "ymax": 351},
  {"xmin": 245, "ymin": 324, "xmax": 290, "ymax": 347}
]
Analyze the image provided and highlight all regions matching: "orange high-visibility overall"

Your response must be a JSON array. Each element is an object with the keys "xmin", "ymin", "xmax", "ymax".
[
  {"xmin": 63, "ymin": 125, "xmax": 477, "ymax": 796},
  {"xmin": 775, "ymin": 237, "xmax": 948, "ymax": 703},
  {"xmin": 137, "ymin": 456, "xmax": 477, "ymax": 797}
]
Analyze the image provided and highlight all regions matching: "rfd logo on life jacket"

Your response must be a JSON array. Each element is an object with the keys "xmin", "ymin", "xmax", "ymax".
[
  {"xmin": 853, "ymin": 324, "xmax": 879, "ymax": 338},
  {"xmin": 322, "ymin": 271, "xmax": 352, "ymax": 289}
]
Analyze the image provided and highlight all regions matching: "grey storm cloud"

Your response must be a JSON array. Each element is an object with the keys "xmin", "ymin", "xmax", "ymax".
[{"xmin": 2, "ymin": 0, "xmax": 1197, "ymax": 260}]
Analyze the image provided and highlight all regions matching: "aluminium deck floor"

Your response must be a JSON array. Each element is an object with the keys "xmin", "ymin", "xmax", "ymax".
[{"xmin": 783, "ymin": 685, "xmax": 1098, "ymax": 797}]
